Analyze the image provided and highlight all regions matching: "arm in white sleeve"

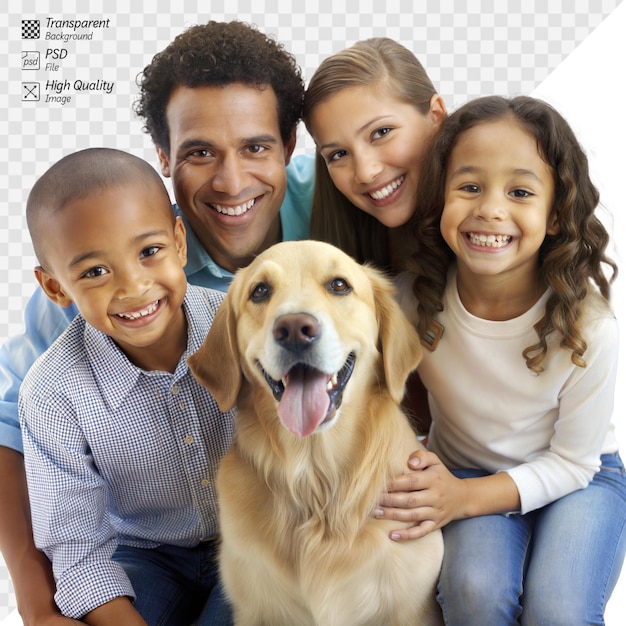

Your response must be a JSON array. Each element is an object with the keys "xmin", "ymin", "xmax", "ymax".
[{"xmin": 506, "ymin": 314, "xmax": 619, "ymax": 513}]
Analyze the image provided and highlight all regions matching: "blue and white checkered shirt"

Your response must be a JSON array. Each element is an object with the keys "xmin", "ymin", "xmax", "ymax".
[{"xmin": 18, "ymin": 284, "xmax": 235, "ymax": 619}]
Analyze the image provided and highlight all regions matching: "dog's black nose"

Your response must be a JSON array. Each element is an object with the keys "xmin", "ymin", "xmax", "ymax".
[{"xmin": 273, "ymin": 313, "xmax": 320, "ymax": 352}]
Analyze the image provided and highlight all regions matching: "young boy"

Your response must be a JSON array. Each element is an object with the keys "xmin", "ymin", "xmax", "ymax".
[
  {"xmin": 1, "ymin": 21, "xmax": 314, "ymax": 625},
  {"xmin": 19, "ymin": 148, "xmax": 235, "ymax": 625}
]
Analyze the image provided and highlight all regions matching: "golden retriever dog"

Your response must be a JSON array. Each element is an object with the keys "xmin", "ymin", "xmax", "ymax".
[{"xmin": 189, "ymin": 240, "xmax": 443, "ymax": 626}]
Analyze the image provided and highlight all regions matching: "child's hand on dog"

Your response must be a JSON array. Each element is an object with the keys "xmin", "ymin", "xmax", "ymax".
[
  {"xmin": 377, "ymin": 448, "xmax": 521, "ymax": 541},
  {"xmin": 376, "ymin": 449, "xmax": 467, "ymax": 541}
]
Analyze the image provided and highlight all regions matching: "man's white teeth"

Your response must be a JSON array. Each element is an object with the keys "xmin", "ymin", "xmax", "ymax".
[
  {"xmin": 117, "ymin": 300, "xmax": 160, "ymax": 320},
  {"xmin": 326, "ymin": 373, "xmax": 338, "ymax": 391},
  {"xmin": 212, "ymin": 198, "xmax": 255, "ymax": 216},
  {"xmin": 369, "ymin": 176, "xmax": 404, "ymax": 201},
  {"xmin": 468, "ymin": 233, "xmax": 512, "ymax": 248}
]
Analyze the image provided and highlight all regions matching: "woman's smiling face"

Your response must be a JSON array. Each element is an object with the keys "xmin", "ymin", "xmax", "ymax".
[{"xmin": 308, "ymin": 85, "xmax": 445, "ymax": 228}]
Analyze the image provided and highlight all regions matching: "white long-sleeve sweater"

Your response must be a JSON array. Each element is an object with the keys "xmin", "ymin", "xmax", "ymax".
[{"xmin": 397, "ymin": 268, "xmax": 619, "ymax": 514}]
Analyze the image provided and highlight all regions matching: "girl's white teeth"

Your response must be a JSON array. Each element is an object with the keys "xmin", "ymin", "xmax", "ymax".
[
  {"xmin": 369, "ymin": 176, "xmax": 405, "ymax": 201},
  {"xmin": 117, "ymin": 300, "xmax": 160, "ymax": 320},
  {"xmin": 212, "ymin": 199, "xmax": 255, "ymax": 216},
  {"xmin": 468, "ymin": 233, "xmax": 512, "ymax": 248}
]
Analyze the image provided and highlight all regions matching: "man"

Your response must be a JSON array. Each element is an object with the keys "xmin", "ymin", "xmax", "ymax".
[
  {"xmin": 0, "ymin": 21, "xmax": 314, "ymax": 624},
  {"xmin": 134, "ymin": 20, "xmax": 313, "ymax": 287}
]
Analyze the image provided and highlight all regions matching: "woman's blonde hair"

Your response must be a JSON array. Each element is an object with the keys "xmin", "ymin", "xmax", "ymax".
[{"xmin": 303, "ymin": 38, "xmax": 438, "ymax": 269}]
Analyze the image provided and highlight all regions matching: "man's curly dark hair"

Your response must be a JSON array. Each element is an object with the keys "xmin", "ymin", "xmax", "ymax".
[{"xmin": 134, "ymin": 20, "xmax": 305, "ymax": 153}]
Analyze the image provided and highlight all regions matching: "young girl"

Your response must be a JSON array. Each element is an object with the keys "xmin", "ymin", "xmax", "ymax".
[
  {"xmin": 385, "ymin": 95, "xmax": 626, "ymax": 624},
  {"xmin": 303, "ymin": 37, "xmax": 446, "ymax": 270}
]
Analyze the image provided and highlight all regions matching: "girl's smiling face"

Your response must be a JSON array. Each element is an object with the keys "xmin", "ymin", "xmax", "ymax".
[
  {"xmin": 441, "ymin": 117, "xmax": 558, "ymax": 284},
  {"xmin": 307, "ymin": 85, "xmax": 445, "ymax": 228}
]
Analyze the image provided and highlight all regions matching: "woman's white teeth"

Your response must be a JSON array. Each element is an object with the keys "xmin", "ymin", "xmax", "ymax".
[
  {"xmin": 369, "ymin": 176, "xmax": 404, "ymax": 200},
  {"xmin": 468, "ymin": 233, "xmax": 512, "ymax": 248},
  {"xmin": 213, "ymin": 199, "xmax": 255, "ymax": 216},
  {"xmin": 117, "ymin": 300, "xmax": 159, "ymax": 320}
]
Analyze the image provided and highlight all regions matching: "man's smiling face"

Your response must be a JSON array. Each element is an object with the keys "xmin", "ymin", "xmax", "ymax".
[{"xmin": 157, "ymin": 83, "xmax": 296, "ymax": 274}]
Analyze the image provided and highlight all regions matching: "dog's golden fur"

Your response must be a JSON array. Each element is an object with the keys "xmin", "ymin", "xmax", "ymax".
[{"xmin": 189, "ymin": 240, "xmax": 443, "ymax": 625}]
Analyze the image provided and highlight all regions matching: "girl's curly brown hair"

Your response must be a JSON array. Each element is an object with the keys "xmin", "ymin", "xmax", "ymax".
[
  {"xmin": 134, "ymin": 20, "xmax": 304, "ymax": 154},
  {"xmin": 406, "ymin": 95, "xmax": 617, "ymax": 373}
]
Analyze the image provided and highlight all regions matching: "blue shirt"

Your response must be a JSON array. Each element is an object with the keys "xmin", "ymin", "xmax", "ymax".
[
  {"xmin": 19, "ymin": 285, "xmax": 235, "ymax": 618},
  {"xmin": 0, "ymin": 153, "xmax": 314, "ymax": 453}
]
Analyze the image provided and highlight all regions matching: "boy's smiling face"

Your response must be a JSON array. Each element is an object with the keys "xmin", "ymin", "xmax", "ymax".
[{"xmin": 36, "ymin": 180, "xmax": 189, "ymax": 372}]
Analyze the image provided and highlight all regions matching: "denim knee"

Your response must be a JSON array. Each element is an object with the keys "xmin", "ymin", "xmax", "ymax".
[
  {"xmin": 438, "ymin": 565, "xmax": 523, "ymax": 625},
  {"xmin": 521, "ymin": 593, "xmax": 598, "ymax": 626},
  {"xmin": 438, "ymin": 517, "xmax": 525, "ymax": 626}
]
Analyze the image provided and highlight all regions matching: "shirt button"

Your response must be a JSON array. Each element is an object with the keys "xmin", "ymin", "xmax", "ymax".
[
  {"xmin": 184, "ymin": 435, "xmax": 194, "ymax": 445},
  {"xmin": 179, "ymin": 401, "xmax": 185, "ymax": 410},
  {"xmin": 201, "ymin": 478, "xmax": 209, "ymax": 487},
  {"xmin": 171, "ymin": 385, "xmax": 180, "ymax": 395}
]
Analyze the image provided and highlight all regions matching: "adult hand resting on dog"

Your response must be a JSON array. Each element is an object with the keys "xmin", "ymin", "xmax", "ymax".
[{"xmin": 376, "ymin": 449, "xmax": 521, "ymax": 541}]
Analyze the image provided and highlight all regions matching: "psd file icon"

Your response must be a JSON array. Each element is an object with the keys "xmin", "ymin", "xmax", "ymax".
[
  {"xmin": 22, "ymin": 51, "xmax": 40, "ymax": 70},
  {"xmin": 22, "ymin": 19, "xmax": 40, "ymax": 39}
]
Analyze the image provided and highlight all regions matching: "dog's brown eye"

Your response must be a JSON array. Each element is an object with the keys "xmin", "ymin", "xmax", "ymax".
[
  {"xmin": 328, "ymin": 278, "xmax": 351, "ymax": 295},
  {"xmin": 250, "ymin": 282, "xmax": 271, "ymax": 302}
]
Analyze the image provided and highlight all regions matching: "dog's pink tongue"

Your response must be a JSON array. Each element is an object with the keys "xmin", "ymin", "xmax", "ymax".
[{"xmin": 277, "ymin": 366, "xmax": 330, "ymax": 437}]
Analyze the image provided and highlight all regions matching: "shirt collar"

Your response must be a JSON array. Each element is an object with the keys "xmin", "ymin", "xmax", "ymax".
[
  {"xmin": 84, "ymin": 285, "xmax": 223, "ymax": 410},
  {"xmin": 175, "ymin": 205, "xmax": 232, "ymax": 280}
]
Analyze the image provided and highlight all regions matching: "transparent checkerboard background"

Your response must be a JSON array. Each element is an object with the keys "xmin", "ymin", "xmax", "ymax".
[{"xmin": 0, "ymin": 0, "xmax": 624, "ymax": 620}]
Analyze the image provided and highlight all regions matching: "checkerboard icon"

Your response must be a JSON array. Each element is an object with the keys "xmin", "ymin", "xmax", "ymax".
[{"xmin": 22, "ymin": 19, "xmax": 40, "ymax": 39}]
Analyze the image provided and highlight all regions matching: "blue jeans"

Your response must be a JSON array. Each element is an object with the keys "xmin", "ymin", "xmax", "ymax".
[
  {"xmin": 112, "ymin": 540, "xmax": 233, "ymax": 626},
  {"xmin": 438, "ymin": 454, "xmax": 626, "ymax": 626}
]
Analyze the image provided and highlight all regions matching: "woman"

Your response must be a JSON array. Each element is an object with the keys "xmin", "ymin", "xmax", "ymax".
[{"xmin": 303, "ymin": 37, "xmax": 446, "ymax": 271}]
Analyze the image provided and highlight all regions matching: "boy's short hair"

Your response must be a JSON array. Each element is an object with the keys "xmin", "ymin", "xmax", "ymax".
[
  {"xmin": 26, "ymin": 147, "xmax": 170, "ymax": 267},
  {"xmin": 134, "ymin": 20, "xmax": 304, "ymax": 153}
]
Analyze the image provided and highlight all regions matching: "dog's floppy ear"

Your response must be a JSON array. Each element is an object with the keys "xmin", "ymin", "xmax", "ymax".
[
  {"xmin": 368, "ymin": 268, "xmax": 423, "ymax": 404},
  {"xmin": 188, "ymin": 295, "xmax": 242, "ymax": 411}
]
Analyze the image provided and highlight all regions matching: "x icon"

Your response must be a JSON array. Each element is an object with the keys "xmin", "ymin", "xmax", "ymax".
[{"xmin": 22, "ymin": 82, "xmax": 40, "ymax": 101}]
